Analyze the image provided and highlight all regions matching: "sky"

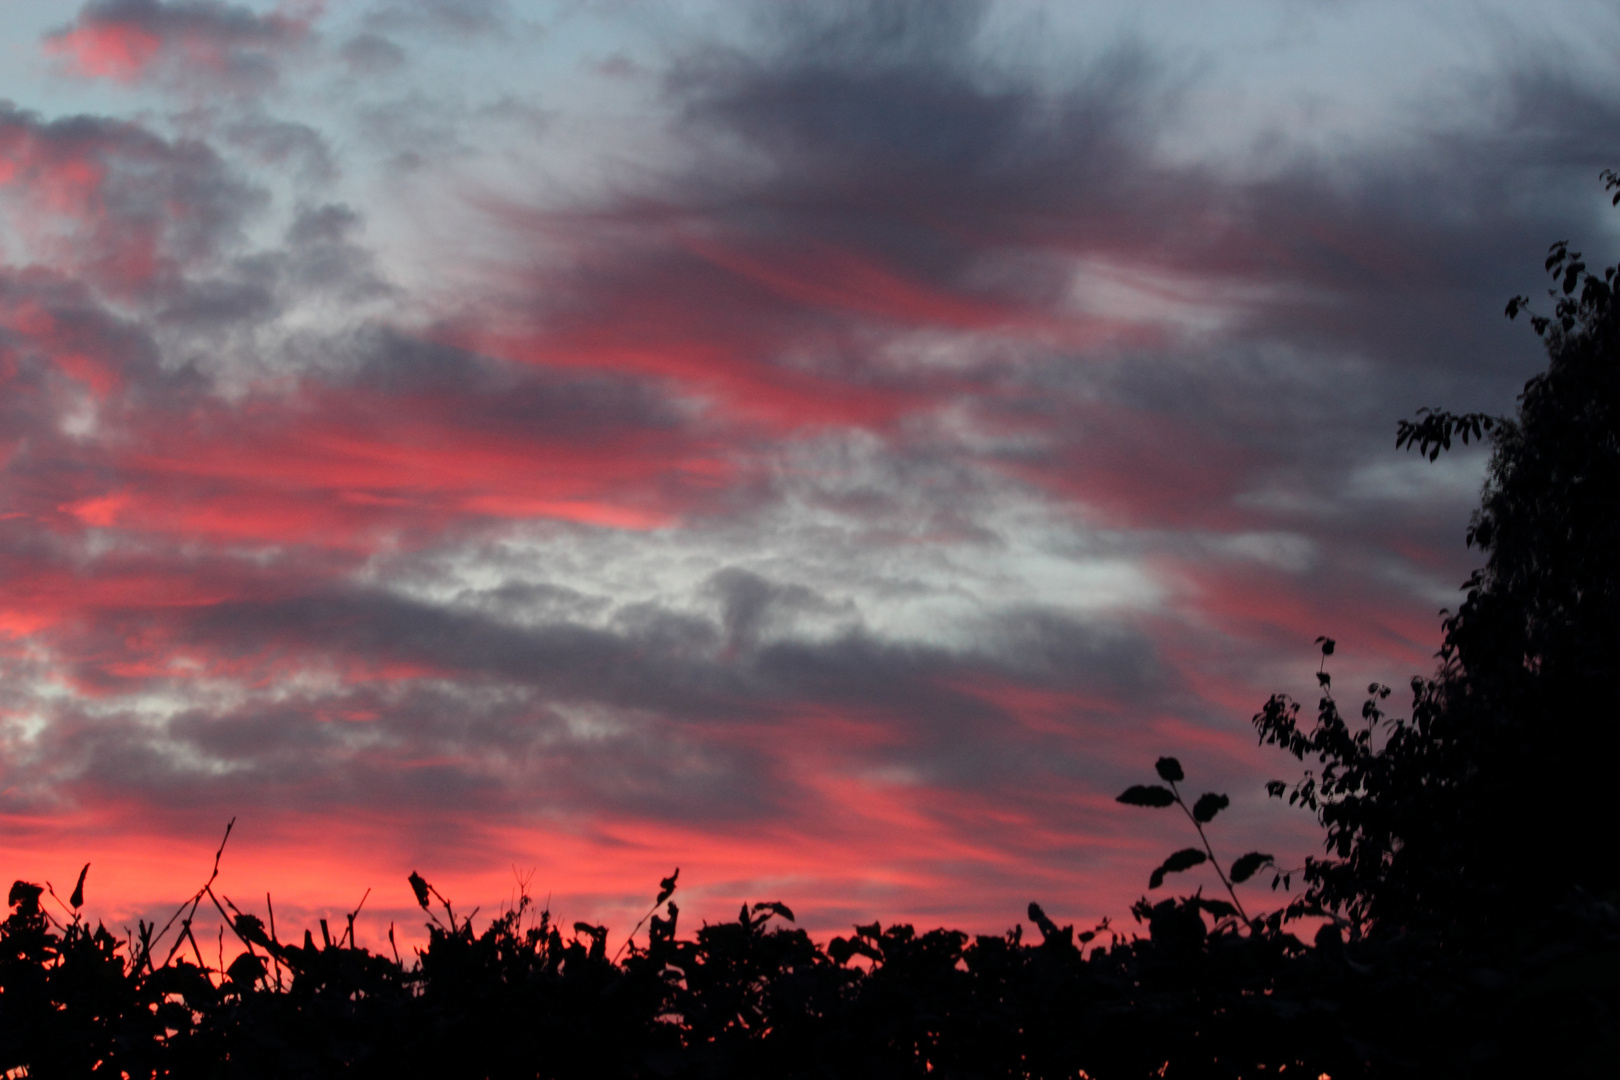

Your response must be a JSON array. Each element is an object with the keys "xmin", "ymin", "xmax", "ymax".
[{"xmin": 1, "ymin": 0, "xmax": 1618, "ymax": 948}]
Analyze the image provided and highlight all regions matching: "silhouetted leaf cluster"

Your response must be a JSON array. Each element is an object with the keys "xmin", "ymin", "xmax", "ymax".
[
  {"xmin": 1260, "ymin": 186, "xmax": 1620, "ymax": 941},
  {"xmin": 5, "ymin": 854, "xmax": 1615, "ymax": 1078}
]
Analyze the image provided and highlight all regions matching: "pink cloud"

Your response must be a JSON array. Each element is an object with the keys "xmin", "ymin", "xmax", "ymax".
[
  {"xmin": 0, "ymin": 0, "xmax": 1557, "ymax": 947},
  {"xmin": 0, "ymin": 106, "xmax": 251, "ymax": 300},
  {"xmin": 4, "ymin": 389, "xmax": 727, "ymax": 554},
  {"xmin": 45, "ymin": 1, "xmax": 315, "ymax": 92},
  {"xmin": 108, "ymin": 380, "xmax": 728, "ymax": 545},
  {"xmin": 985, "ymin": 403, "xmax": 1260, "ymax": 530},
  {"xmin": 45, "ymin": 19, "xmax": 163, "ymax": 83}
]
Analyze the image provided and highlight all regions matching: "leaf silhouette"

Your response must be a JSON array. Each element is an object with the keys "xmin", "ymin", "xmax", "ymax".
[
  {"xmin": 234, "ymin": 913, "xmax": 269, "ymax": 948},
  {"xmin": 1027, "ymin": 902, "xmax": 1059, "ymax": 940},
  {"xmin": 1161, "ymin": 848, "xmax": 1206, "ymax": 873},
  {"xmin": 8, "ymin": 881, "xmax": 42, "ymax": 915},
  {"xmin": 1191, "ymin": 793, "xmax": 1229, "ymax": 824},
  {"xmin": 656, "ymin": 868, "xmax": 679, "ymax": 905},
  {"xmin": 1117, "ymin": 784, "xmax": 1176, "ymax": 807},
  {"xmin": 754, "ymin": 901, "xmax": 795, "ymax": 922},
  {"xmin": 1155, "ymin": 757, "xmax": 1185, "ymax": 782},
  {"xmin": 225, "ymin": 952, "xmax": 265, "ymax": 987},
  {"xmin": 1229, "ymin": 852, "xmax": 1276, "ymax": 883},
  {"xmin": 1150, "ymin": 848, "xmax": 1207, "ymax": 888}
]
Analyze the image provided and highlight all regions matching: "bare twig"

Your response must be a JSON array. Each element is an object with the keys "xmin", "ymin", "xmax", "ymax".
[
  {"xmin": 149, "ymin": 819, "xmax": 236, "ymax": 970},
  {"xmin": 341, "ymin": 888, "xmax": 372, "ymax": 949},
  {"xmin": 614, "ymin": 870, "xmax": 680, "ymax": 963},
  {"xmin": 182, "ymin": 921, "xmax": 208, "ymax": 973},
  {"xmin": 266, "ymin": 893, "xmax": 283, "ymax": 991}
]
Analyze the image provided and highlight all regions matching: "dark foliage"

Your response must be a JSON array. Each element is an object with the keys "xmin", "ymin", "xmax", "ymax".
[
  {"xmin": 6, "ymin": 818, "xmax": 1617, "ymax": 1077},
  {"xmin": 1258, "ymin": 181, "xmax": 1620, "ymax": 939},
  {"xmin": 5, "ymin": 182, "xmax": 1620, "ymax": 1077},
  {"xmin": 9, "ymin": 856, "xmax": 1607, "ymax": 1079}
]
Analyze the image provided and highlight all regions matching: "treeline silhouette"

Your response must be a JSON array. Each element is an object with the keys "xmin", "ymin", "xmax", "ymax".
[{"xmin": 6, "ymin": 189, "xmax": 1620, "ymax": 1077}]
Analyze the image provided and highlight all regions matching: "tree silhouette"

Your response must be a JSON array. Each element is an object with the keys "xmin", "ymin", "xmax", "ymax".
[{"xmin": 1255, "ymin": 178, "xmax": 1620, "ymax": 941}]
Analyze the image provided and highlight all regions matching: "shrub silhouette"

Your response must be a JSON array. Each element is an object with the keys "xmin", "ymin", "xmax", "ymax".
[
  {"xmin": 5, "ymin": 183, "xmax": 1620, "ymax": 1077},
  {"xmin": 1254, "ymin": 178, "xmax": 1620, "ymax": 946}
]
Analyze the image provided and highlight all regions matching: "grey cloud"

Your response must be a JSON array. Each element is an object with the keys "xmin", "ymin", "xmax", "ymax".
[
  {"xmin": 644, "ymin": 5, "xmax": 1620, "ymax": 560},
  {"xmin": 0, "ymin": 270, "xmax": 170, "ymax": 476},
  {"xmin": 704, "ymin": 567, "xmax": 854, "ymax": 652},
  {"xmin": 752, "ymin": 0, "xmax": 990, "ymax": 74},
  {"xmin": 454, "ymin": 582, "xmax": 613, "ymax": 624},
  {"xmin": 341, "ymin": 33, "xmax": 407, "ymax": 74},
  {"xmin": 154, "ymin": 271, "xmax": 280, "ymax": 329},
  {"xmin": 354, "ymin": 93, "xmax": 474, "ymax": 172},
  {"xmin": 363, "ymin": 0, "xmax": 514, "ymax": 39},
  {"xmin": 286, "ymin": 204, "xmax": 360, "ymax": 246},
  {"xmin": 0, "ymin": 107, "xmax": 396, "ymax": 394},
  {"xmin": 276, "ymin": 203, "xmax": 391, "ymax": 301},
  {"xmin": 225, "ymin": 114, "xmax": 338, "ymax": 186},
  {"xmin": 48, "ymin": 0, "xmax": 314, "ymax": 95},
  {"xmin": 21, "ymin": 684, "xmax": 790, "ymax": 834},
  {"xmin": 144, "ymin": 220, "xmax": 389, "ymax": 359},
  {"xmin": 978, "ymin": 607, "xmax": 1164, "ymax": 690},
  {"xmin": 21, "ymin": 565, "xmax": 1175, "ymax": 805},
  {"xmin": 3, "ymin": 629, "xmax": 788, "ymax": 828},
  {"xmin": 0, "ymin": 103, "xmax": 265, "ymax": 299},
  {"xmin": 311, "ymin": 329, "xmax": 704, "ymax": 447}
]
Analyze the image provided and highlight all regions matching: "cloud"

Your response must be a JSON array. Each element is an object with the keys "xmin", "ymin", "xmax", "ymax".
[
  {"xmin": 362, "ymin": 0, "xmax": 513, "ymax": 39},
  {"xmin": 1, "ymin": 323, "xmax": 734, "ymax": 557},
  {"xmin": 224, "ymin": 114, "xmax": 338, "ymax": 186},
  {"xmin": 1, "ymin": 557, "xmax": 1176, "ymax": 842},
  {"xmin": 5, "ymin": 0, "xmax": 1620, "ymax": 934},
  {"xmin": 0, "ymin": 104, "xmax": 261, "ymax": 301},
  {"xmin": 704, "ymin": 567, "xmax": 852, "ymax": 654},
  {"xmin": 339, "ymin": 32, "xmax": 406, "ymax": 74},
  {"xmin": 44, "ymin": 0, "xmax": 315, "ymax": 94}
]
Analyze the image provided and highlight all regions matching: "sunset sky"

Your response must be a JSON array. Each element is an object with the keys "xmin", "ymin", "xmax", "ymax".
[{"xmin": 2, "ymin": 0, "xmax": 1618, "ymax": 946}]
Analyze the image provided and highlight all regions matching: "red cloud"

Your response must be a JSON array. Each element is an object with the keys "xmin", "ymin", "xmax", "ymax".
[
  {"xmin": 44, "ymin": 0, "xmax": 314, "ymax": 91},
  {"xmin": 986, "ymin": 402, "xmax": 1259, "ymax": 530},
  {"xmin": 0, "ymin": 6, "xmax": 1518, "ymax": 950},
  {"xmin": 112, "ymin": 379, "xmax": 729, "ymax": 544},
  {"xmin": 0, "ymin": 106, "xmax": 249, "ymax": 300},
  {"xmin": 677, "ymin": 234, "xmax": 1035, "ymax": 332},
  {"xmin": 3, "ymin": 371, "xmax": 733, "ymax": 553},
  {"xmin": 45, "ymin": 19, "xmax": 162, "ymax": 82},
  {"xmin": 0, "ymin": 555, "xmax": 247, "ymax": 643},
  {"xmin": 446, "ymin": 209, "xmax": 1096, "ymax": 433},
  {"xmin": 461, "ymin": 322, "xmax": 923, "ymax": 431}
]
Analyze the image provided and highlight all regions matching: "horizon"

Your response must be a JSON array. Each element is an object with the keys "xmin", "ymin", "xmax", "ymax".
[{"xmin": 2, "ymin": 0, "xmax": 1618, "ymax": 945}]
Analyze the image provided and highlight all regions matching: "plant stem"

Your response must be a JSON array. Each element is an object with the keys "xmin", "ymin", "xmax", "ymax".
[{"xmin": 1170, "ymin": 780, "xmax": 1250, "ymax": 925}]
